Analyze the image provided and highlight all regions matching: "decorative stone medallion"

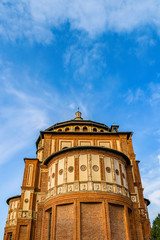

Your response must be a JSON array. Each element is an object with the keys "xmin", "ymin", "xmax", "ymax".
[
  {"xmin": 80, "ymin": 183, "xmax": 87, "ymax": 191},
  {"xmin": 24, "ymin": 198, "xmax": 29, "ymax": 203},
  {"xmin": 68, "ymin": 166, "xmax": 74, "ymax": 173},
  {"xmin": 94, "ymin": 183, "xmax": 100, "ymax": 190},
  {"xmin": 106, "ymin": 167, "xmax": 111, "ymax": 173},
  {"xmin": 68, "ymin": 185, "xmax": 73, "ymax": 192},
  {"xmin": 80, "ymin": 165, "xmax": 87, "ymax": 171},
  {"xmin": 131, "ymin": 196, "xmax": 137, "ymax": 203},
  {"xmin": 59, "ymin": 169, "xmax": 63, "ymax": 175},
  {"xmin": 93, "ymin": 165, "xmax": 99, "ymax": 172}
]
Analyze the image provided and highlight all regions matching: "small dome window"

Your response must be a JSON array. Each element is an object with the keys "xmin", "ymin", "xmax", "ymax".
[
  {"xmin": 65, "ymin": 127, "xmax": 69, "ymax": 132},
  {"xmin": 100, "ymin": 129, "xmax": 104, "ymax": 132},
  {"xmin": 93, "ymin": 128, "xmax": 97, "ymax": 132},
  {"xmin": 58, "ymin": 129, "xmax": 62, "ymax": 132},
  {"xmin": 83, "ymin": 127, "xmax": 88, "ymax": 132},
  {"xmin": 75, "ymin": 126, "xmax": 80, "ymax": 132}
]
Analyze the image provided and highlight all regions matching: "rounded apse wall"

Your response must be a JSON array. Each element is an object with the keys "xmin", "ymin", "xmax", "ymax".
[{"xmin": 41, "ymin": 192, "xmax": 132, "ymax": 240}]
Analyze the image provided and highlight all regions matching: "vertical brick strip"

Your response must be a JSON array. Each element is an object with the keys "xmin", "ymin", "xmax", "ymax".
[
  {"xmin": 105, "ymin": 201, "xmax": 111, "ymax": 240},
  {"xmin": 52, "ymin": 205, "xmax": 56, "ymax": 240},
  {"xmin": 35, "ymin": 206, "xmax": 43, "ymax": 240},
  {"xmin": 74, "ymin": 200, "xmax": 77, "ymax": 240},
  {"xmin": 102, "ymin": 201, "xmax": 108, "ymax": 240},
  {"xmin": 124, "ymin": 205, "xmax": 131, "ymax": 240},
  {"xmin": 40, "ymin": 209, "xmax": 45, "ymax": 240},
  {"xmin": 119, "ymin": 163, "xmax": 124, "ymax": 186},
  {"xmin": 88, "ymin": 154, "xmax": 92, "ymax": 181},
  {"xmin": 75, "ymin": 157, "xmax": 79, "ymax": 181},
  {"xmin": 100, "ymin": 157, "xmax": 105, "ymax": 181},
  {"xmin": 55, "ymin": 162, "xmax": 58, "ymax": 187},
  {"xmin": 77, "ymin": 201, "xmax": 81, "ymax": 240}
]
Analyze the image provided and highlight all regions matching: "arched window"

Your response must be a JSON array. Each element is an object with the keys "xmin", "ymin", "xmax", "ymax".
[
  {"xmin": 65, "ymin": 127, "xmax": 69, "ymax": 132},
  {"xmin": 93, "ymin": 128, "xmax": 97, "ymax": 132},
  {"xmin": 83, "ymin": 127, "xmax": 88, "ymax": 132},
  {"xmin": 58, "ymin": 129, "xmax": 62, "ymax": 132},
  {"xmin": 100, "ymin": 129, "xmax": 104, "ymax": 132},
  {"xmin": 75, "ymin": 126, "xmax": 80, "ymax": 132}
]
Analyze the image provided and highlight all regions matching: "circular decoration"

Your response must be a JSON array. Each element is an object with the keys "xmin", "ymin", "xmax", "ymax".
[
  {"xmin": 106, "ymin": 167, "xmax": 111, "ymax": 173},
  {"xmin": 68, "ymin": 166, "xmax": 74, "ymax": 173},
  {"xmin": 115, "ymin": 169, "xmax": 119, "ymax": 175},
  {"xmin": 122, "ymin": 173, "xmax": 125, "ymax": 179},
  {"xmin": 59, "ymin": 169, "xmax": 63, "ymax": 175},
  {"xmin": 80, "ymin": 165, "xmax": 87, "ymax": 171},
  {"xmin": 93, "ymin": 165, "xmax": 99, "ymax": 172},
  {"xmin": 25, "ymin": 199, "xmax": 29, "ymax": 203},
  {"xmin": 52, "ymin": 173, "xmax": 55, "ymax": 178}
]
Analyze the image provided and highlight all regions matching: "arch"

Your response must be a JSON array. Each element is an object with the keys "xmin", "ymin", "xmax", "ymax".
[
  {"xmin": 75, "ymin": 126, "xmax": 80, "ymax": 132},
  {"xmin": 58, "ymin": 129, "xmax": 62, "ymax": 132},
  {"xmin": 65, "ymin": 127, "xmax": 70, "ymax": 132},
  {"xmin": 93, "ymin": 128, "xmax": 97, "ymax": 132},
  {"xmin": 83, "ymin": 126, "xmax": 88, "ymax": 132},
  {"xmin": 100, "ymin": 129, "xmax": 104, "ymax": 132}
]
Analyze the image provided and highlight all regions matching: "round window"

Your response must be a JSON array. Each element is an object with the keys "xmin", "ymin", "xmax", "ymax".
[
  {"xmin": 59, "ymin": 169, "xmax": 63, "ymax": 175},
  {"xmin": 106, "ymin": 167, "xmax": 111, "ymax": 173},
  {"xmin": 80, "ymin": 165, "xmax": 87, "ymax": 171},
  {"xmin": 115, "ymin": 169, "xmax": 119, "ymax": 175},
  {"xmin": 93, "ymin": 165, "xmax": 99, "ymax": 172},
  {"xmin": 68, "ymin": 166, "xmax": 74, "ymax": 173}
]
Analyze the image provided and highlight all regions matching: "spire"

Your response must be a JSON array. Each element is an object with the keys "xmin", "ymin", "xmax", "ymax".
[{"xmin": 74, "ymin": 107, "xmax": 83, "ymax": 120}]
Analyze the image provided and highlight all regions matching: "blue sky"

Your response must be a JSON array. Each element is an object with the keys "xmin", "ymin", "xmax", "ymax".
[{"xmin": 0, "ymin": 0, "xmax": 160, "ymax": 237}]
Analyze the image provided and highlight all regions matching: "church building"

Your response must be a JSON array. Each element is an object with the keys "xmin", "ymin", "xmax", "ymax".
[{"xmin": 4, "ymin": 110, "xmax": 151, "ymax": 240}]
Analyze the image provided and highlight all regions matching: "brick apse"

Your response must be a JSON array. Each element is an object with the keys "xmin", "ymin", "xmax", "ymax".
[{"xmin": 4, "ymin": 110, "xmax": 151, "ymax": 240}]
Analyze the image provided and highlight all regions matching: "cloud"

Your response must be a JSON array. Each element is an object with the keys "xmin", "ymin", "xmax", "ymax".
[
  {"xmin": 0, "ymin": 58, "xmax": 98, "ymax": 164},
  {"xmin": 0, "ymin": 84, "xmax": 49, "ymax": 164},
  {"xmin": 149, "ymin": 83, "xmax": 160, "ymax": 105},
  {"xmin": 141, "ymin": 153, "xmax": 160, "ymax": 221},
  {"xmin": 64, "ymin": 42, "xmax": 107, "ymax": 82},
  {"xmin": 124, "ymin": 88, "xmax": 145, "ymax": 104},
  {"xmin": 1, "ymin": 0, "xmax": 160, "ymax": 43}
]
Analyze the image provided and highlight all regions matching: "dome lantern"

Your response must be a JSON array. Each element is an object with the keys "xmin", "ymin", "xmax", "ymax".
[{"xmin": 74, "ymin": 107, "xmax": 83, "ymax": 120}]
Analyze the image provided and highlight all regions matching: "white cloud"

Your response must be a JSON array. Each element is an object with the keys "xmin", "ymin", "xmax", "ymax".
[
  {"xmin": 0, "ymin": 59, "xmax": 97, "ymax": 164},
  {"xmin": 64, "ymin": 42, "xmax": 107, "ymax": 81},
  {"xmin": 141, "ymin": 156, "xmax": 160, "ymax": 222},
  {"xmin": 124, "ymin": 88, "xmax": 144, "ymax": 104},
  {"xmin": 149, "ymin": 190, "xmax": 160, "ymax": 205},
  {"xmin": 149, "ymin": 83, "xmax": 160, "ymax": 105},
  {"xmin": 1, "ymin": 0, "xmax": 160, "ymax": 42}
]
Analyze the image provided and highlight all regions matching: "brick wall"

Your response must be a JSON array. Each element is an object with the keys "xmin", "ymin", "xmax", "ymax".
[
  {"xmin": 56, "ymin": 204, "xmax": 74, "ymax": 240},
  {"xmin": 19, "ymin": 225, "xmax": 27, "ymax": 240},
  {"xmin": 81, "ymin": 202, "xmax": 104, "ymax": 240},
  {"xmin": 109, "ymin": 204, "xmax": 126, "ymax": 240}
]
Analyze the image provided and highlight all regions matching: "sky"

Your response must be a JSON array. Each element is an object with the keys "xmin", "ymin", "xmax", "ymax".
[{"xmin": 0, "ymin": 0, "xmax": 160, "ymax": 237}]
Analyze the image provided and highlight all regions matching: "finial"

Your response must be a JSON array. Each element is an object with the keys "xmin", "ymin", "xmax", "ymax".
[
  {"xmin": 113, "ymin": 121, "xmax": 115, "ymax": 125},
  {"xmin": 75, "ymin": 108, "xmax": 83, "ymax": 120}
]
